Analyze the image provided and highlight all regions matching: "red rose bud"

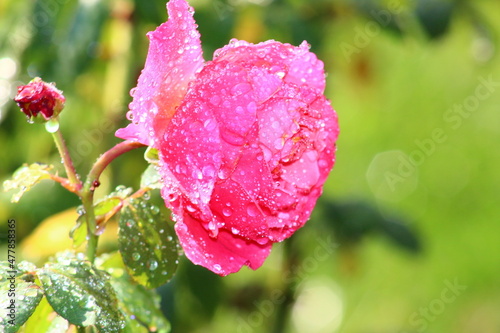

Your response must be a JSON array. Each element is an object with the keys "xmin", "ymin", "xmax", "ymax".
[{"xmin": 14, "ymin": 77, "xmax": 65, "ymax": 123}]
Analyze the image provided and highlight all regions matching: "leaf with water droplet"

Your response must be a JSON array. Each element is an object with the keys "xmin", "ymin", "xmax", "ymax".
[
  {"xmin": 97, "ymin": 252, "xmax": 171, "ymax": 333},
  {"xmin": 20, "ymin": 296, "xmax": 70, "ymax": 333},
  {"xmin": 118, "ymin": 197, "xmax": 179, "ymax": 288},
  {"xmin": 38, "ymin": 256, "xmax": 125, "ymax": 332},
  {"xmin": 2, "ymin": 163, "xmax": 54, "ymax": 203},
  {"xmin": 140, "ymin": 164, "xmax": 163, "ymax": 190},
  {"xmin": 0, "ymin": 262, "xmax": 43, "ymax": 332},
  {"xmin": 94, "ymin": 196, "xmax": 123, "ymax": 235}
]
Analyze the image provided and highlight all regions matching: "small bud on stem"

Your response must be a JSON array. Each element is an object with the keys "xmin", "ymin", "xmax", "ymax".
[{"xmin": 14, "ymin": 77, "xmax": 65, "ymax": 123}]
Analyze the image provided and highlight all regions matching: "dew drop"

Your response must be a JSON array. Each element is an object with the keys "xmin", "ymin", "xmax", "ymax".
[
  {"xmin": 203, "ymin": 118, "xmax": 216, "ymax": 131},
  {"xmin": 217, "ymin": 167, "xmax": 230, "ymax": 180},
  {"xmin": 276, "ymin": 71, "xmax": 286, "ymax": 79},
  {"xmin": 175, "ymin": 164, "xmax": 187, "ymax": 175},
  {"xmin": 44, "ymin": 119, "xmax": 59, "ymax": 133},
  {"xmin": 202, "ymin": 165, "xmax": 216, "ymax": 178},
  {"xmin": 247, "ymin": 204, "xmax": 259, "ymax": 217},
  {"xmin": 126, "ymin": 220, "xmax": 135, "ymax": 228},
  {"xmin": 222, "ymin": 207, "xmax": 232, "ymax": 217},
  {"xmin": 147, "ymin": 259, "xmax": 158, "ymax": 271},
  {"xmin": 255, "ymin": 237, "xmax": 269, "ymax": 245},
  {"xmin": 247, "ymin": 101, "xmax": 257, "ymax": 114},
  {"xmin": 231, "ymin": 82, "xmax": 252, "ymax": 96},
  {"xmin": 231, "ymin": 227, "xmax": 240, "ymax": 235},
  {"xmin": 76, "ymin": 206, "xmax": 85, "ymax": 215},
  {"xmin": 318, "ymin": 159, "xmax": 328, "ymax": 169},
  {"xmin": 150, "ymin": 205, "xmax": 160, "ymax": 215},
  {"xmin": 167, "ymin": 192, "xmax": 179, "ymax": 202},
  {"xmin": 278, "ymin": 212, "xmax": 290, "ymax": 219},
  {"xmin": 126, "ymin": 111, "xmax": 134, "ymax": 121},
  {"xmin": 208, "ymin": 220, "xmax": 217, "ymax": 230},
  {"xmin": 132, "ymin": 252, "xmax": 141, "ymax": 261},
  {"xmin": 210, "ymin": 95, "xmax": 221, "ymax": 106},
  {"xmin": 213, "ymin": 264, "xmax": 222, "ymax": 272}
]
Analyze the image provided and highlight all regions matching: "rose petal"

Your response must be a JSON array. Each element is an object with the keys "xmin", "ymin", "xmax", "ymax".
[
  {"xmin": 159, "ymin": 95, "xmax": 221, "ymax": 211},
  {"xmin": 213, "ymin": 39, "xmax": 326, "ymax": 93},
  {"xmin": 116, "ymin": 0, "xmax": 204, "ymax": 146},
  {"xmin": 175, "ymin": 212, "xmax": 272, "ymax": 276}
]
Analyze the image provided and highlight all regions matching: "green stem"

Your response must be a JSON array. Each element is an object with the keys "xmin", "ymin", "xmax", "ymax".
[
  {"xmin": 82, "ymin": 140, "xmax": 144, "ymax": 262},
  {"xmin": 51, "ymin": 122, "xmax": 80, "ymax": 188}
]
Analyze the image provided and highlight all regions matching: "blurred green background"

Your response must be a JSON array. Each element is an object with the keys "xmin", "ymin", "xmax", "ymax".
[{"xmin": 1, "ymin": 0, "xmax": 499, "ymax": 332}]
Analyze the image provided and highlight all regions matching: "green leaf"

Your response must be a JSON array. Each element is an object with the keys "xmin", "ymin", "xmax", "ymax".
[
  {"xmin": 144, "ymin": 147, "xmax": 159, "ymax": 164},
  {"xmin": 97, "ymin": 252, "xmax": 171, "ymax": 333},
  {"xmin": 94, "ymin": 196, "xmax": 124, "ymax": 235},
  {"xmin": 94, "ymin": 197, "xmax": 122, "ymax": 217},
  {"xmin": 38, "ymin": 254, "xmax": 125, "ymax": 332},
  {"xmin": 70, "ymin": 215, "xmax": 87, "ymax": 248},
  {"xmin": 2, "ymin": 163, "xmax": 53, "ymax": 203},
  {"xmin": 118, "ymin": 197, "xmax": 179, "ymax": 288},
  {"xmin": 19, "ymin": 297, "xmax": 70, "ymax": 333},
  {"xmin": 0, "ymin": 262, "xmax": 44, "ymax": 333},
  {"xmin": 140, "ymin": 164, "xmax": 162, "ymax": 190}
]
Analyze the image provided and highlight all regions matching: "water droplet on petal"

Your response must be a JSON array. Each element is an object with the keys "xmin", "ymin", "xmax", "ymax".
[
  {"xmin": 247, "ymin": 101, "xmax": 257, "ymax": 114},
  {"xmin": 217, "ymin": 167, "xmax": 230, "ymax": 180},
  {"xmin": 247, "ymin": 204, "xmax": 259, "ymax": 217},
  {"xmin": 202, "ymin": 165, "xmax": 216, "ymax": 178},
  {"xmin": 204, "ymin": 118, "xmax": 216, "ymax": 131},
  {"xmin": 255, "ymin": 237, "xmax": 269, "ymax": 245},
  {"xmin": 223, "ymin": 207, "xmax": 232, "ymax": 217},
  {"xmin": 213, "ymin": 264, "xmax": 222, "ymax": 272},
  {"xmin": 210, "ymin": 95, "xmax": 221, "ymax": 106},
  {"xmin": 231, "ymin": 82, "xmax": 252, "ymax": 96}
]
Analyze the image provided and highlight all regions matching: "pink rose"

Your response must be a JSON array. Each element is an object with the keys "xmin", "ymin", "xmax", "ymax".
[{"xmin": 117, "ymin": 0, "xmax": 339, "ymax": 276}]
